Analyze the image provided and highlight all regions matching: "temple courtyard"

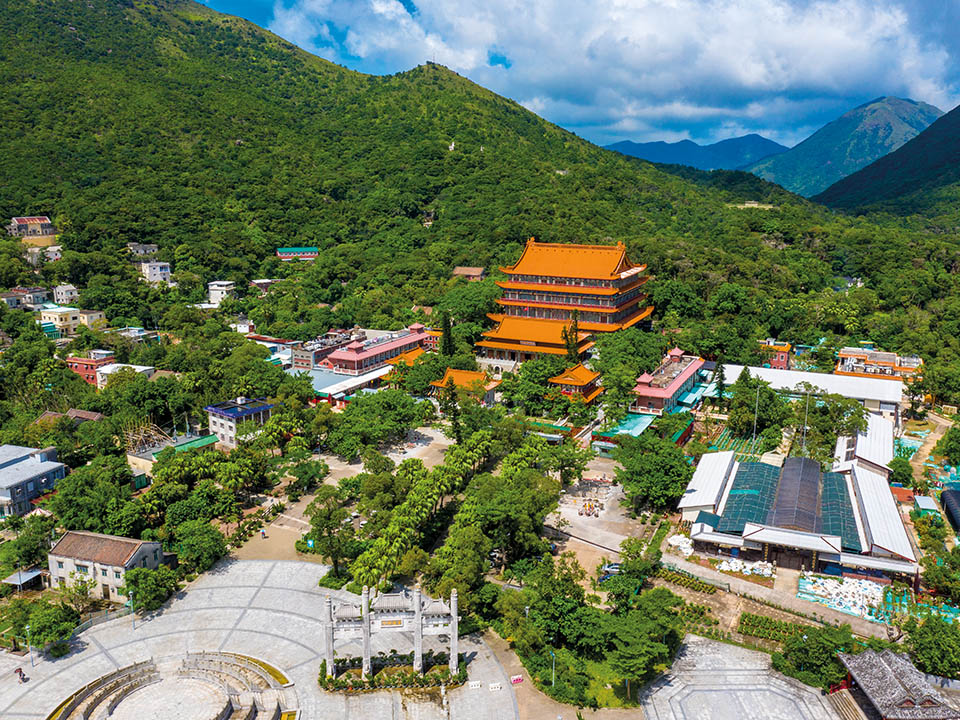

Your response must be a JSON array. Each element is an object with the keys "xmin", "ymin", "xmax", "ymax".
[{"xmin": 0, "ymin": 559, "xmax": 841, "ymax": 720}]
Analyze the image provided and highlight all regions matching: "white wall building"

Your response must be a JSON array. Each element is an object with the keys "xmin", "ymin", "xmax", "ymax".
[
  {"xmin": 207, "ymin": 280, "xmax": 235, "ymax": 306},
  {"xmin": 95, "ymin": 363, "xmax": 156, "ymax": 389},
  {"xmin": 48, "ymin": 531, "xmax": 163, "ymax": 602},
  {"xmin": 53, "ymin": 284, "xmax": 79, "ymax": 305},
  {"xmin": 139, "ymin": 261, "xmax": 171, "ymax": 285},
  {"xmin": 204, "ymin": 396, "xmax": 275, "ymax": 448}
]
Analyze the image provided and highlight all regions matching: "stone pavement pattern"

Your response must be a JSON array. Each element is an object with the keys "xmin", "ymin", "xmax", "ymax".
[
  {"xmin": 0, "ymin": 559, "xmax": 518, "ymax": 720},
  {"xmin": 642, "ymin": 636, "xmax": 838, "ymax": 720}
]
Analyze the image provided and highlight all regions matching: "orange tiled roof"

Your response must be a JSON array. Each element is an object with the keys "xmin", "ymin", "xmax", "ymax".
[
  {"xmin": 500, "ymin": 239, "xmax": 639, "ymax": 280},
  {"xmin": 430, "ymin": 368, "xmax": 500, "ymax": 392},
  {"xmin": 386, "ymin": 346, "xmax": 426, "ymax": 367},
  {"xmin": 549, "ymin": 364, "xmax": 600, "ymax": 387},
  {"xmin": 482, "ymin": 316, "xmax": 592, "ymax": 345},
  {"xmin": 580, "ymin": 386, "xmax": 605, "ymax": 403}
]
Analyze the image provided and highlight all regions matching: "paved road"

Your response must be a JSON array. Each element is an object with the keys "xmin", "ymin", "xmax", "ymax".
[{"xmin": 0, "ymin": 560, "xmax": 518, "ymax": 720}]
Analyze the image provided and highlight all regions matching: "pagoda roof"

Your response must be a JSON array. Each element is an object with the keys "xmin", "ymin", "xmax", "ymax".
[
  {"xmin": 431, "ymin": 368, "xmax": 500, "ymax": 392},
  {"xmin": 386, "ymin": 346, "xmax": 426, "ymax": 367},
  {"xmin": 549, "ymin": 364, "xmax": 600, "ymax": 387},
  {"xmin": 495, "ymin": 275, "xmax": 648, "ymax": 295},
  {"xmin": 482, "ymin": 316, "xmax": 592, "ymax": 346},
  {"xmin": 500, "ymin": 239, "xmax": 639, "ymax": 280}
]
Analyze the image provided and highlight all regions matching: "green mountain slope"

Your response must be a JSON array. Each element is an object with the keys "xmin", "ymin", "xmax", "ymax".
[
  {"xmin": 813, "ymin": 104, "xmax": 960, "ymax": 217},
  {"xmin": 744, "ymin": 97, "xmax": 942, "ymax": 197}
]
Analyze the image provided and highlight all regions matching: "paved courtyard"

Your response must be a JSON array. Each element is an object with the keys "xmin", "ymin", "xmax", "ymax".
[
  {"xmin": 0, "ymin": 559, "xmax": 518, "ymax": 720},
  {"xmin": 641, "ymin": 635, "xmax": 837, "ymax": 720}
]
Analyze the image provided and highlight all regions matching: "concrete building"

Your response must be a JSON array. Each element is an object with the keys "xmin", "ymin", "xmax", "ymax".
[
  {"xmin": 53, "ymin": 284, "xmax": 79, "ymax": 305},
  {"xmin": 12, "ymin": 286, "xmax": 50, "ymax": 308},
  {"xmin": 207, "ymin": 280, "xmax": 235, "ymax": 306},
  {"xmin": 0, "ymin": 445, "xmax": 66, "ymax": 518},
  {"xmin": 291, "ymin": 329, "xmax": 355, "ymax": 369},
  {"xmin": 276, "ymin": 247, "xmax": 318, "ymax": 261},
  {"xmin": 126, "ymin": 242, "xmax": 158, "ymax": 257},
  {"xmin": 139, "ymin": 261, "xmax": 171, "ymax": 285},
  {"xmin": 205, "ymin": 397, "xmax": 275, "ymax": 448},
  {"xmin": 66, "ymin": 350, "xmax": 116, "ymax": 385},
  {"xmin": 96, "ymin": 363, "xmax": 156, "ymax": 389},
  {"xmin": 48, "ymin": 531, "xmax": 163, "ymax": 602},
  {"xmin": 833, "ymin": 414, "xmax": 895, "ymax": 478},
  {"xmin": 320, "ymin": 324, "xmax": 430, "ymax": 376},
  {"xmin": 9, "ymin": 217, "xmax": 57, "ymax": 246},
  {"xmin": 836, "ymin": 346, "xmax": 923, "ymax": 382},
  {"xmin": 39, "ymin": 307, "xmax": 82, "ymax": 336},
  {"xmin": 631, "ymin": 348, "xmax": 705, "ymax": 415}
]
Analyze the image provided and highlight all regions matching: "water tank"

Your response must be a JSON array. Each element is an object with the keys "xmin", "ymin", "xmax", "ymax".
[{"xmin": 942, "ymin": 490, "xmax": 960, "ymax": 533}]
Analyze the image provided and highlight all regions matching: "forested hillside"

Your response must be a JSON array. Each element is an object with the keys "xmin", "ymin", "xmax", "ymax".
[
  {"xmin": 744, "ymin": 97, "xmax": 942, "ymax": 197},
  {"xmin": 814, "ymin": 104, "xmax": 960, "ymax": 222},
  {"xmin": 4, "ymin": 0, "xmax": 960, "ymax": 399}
]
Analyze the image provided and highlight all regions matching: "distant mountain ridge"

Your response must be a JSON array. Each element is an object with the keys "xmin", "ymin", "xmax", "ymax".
[
  {"xmin": 605, "ymin": 134, "xmax": 788, "ymax": 171},
  {"xmin": 744, "ymin": 97, "xmax": 943, "ymax": 197},
  {"xmin": 814, "ymin": 102, "xmax": 960, "ymax": 215}
]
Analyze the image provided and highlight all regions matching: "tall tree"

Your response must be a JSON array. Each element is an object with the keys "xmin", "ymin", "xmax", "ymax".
[
  {"xmin": 305, "ymin": 485, "xmax": 352, "ymax": 577},
  {"xmin": 439, "ymin": 310, "xmax": 456, "ymax": 357}
]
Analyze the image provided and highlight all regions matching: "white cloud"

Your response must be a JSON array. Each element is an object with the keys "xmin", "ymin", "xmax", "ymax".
[{"xmin": 267, "ymin": 0, "xmax": 960, "ymax": 143}]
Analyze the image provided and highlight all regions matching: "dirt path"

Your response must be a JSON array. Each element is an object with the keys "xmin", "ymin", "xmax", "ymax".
[{"xmin": 909, "ymin": 413, "xmax": 951, "ymax": 481}]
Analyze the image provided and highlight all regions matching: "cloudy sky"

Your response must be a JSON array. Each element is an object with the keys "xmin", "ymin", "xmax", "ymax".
[{"xmin": 204, "ymin": 0, "xmax": 959, "ymax": 147}]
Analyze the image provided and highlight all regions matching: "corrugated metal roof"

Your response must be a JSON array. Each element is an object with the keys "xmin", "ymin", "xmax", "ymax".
[
  {"xmin": 678, "ymin": 451, "xmax": 736, "ymax": 510},
  {"xmin": 852, "ymin": 463, "xmax": 915, "ymax": 561},
  {"xmin": 722, "ymin": 364, "xmax": 902, "ymax": 404},
  {"xmin": 742, "ymin": 522, "xmax": 843, "ymax": 554}
]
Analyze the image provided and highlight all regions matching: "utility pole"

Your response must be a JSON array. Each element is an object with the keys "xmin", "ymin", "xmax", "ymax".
[
  {"xmin": 802, "ymin": 392, "xmax": 811, "ymax": 453},
  {"xmin": 751, "ymin": 385, "xmax": 760, "ymax": 450}
]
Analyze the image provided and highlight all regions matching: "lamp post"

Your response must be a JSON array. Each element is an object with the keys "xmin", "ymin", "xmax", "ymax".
[
  {"xmin": 25, "ymin": 624, "xmax": 33, "ymax": 667},
  {"xmin": 550, "ymin": 649, "xmax": 555, "ymax": 687},
  {"xmin": 130, "ymin": 590, "xmax": 135, "ymax": 630}
]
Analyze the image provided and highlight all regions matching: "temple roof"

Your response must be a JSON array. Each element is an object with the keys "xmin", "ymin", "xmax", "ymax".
[
  {"xmin": 481, "ymin": 316, "xmax": 592, "ymax": 346},
  {"xmin": 500, "ymin": 239, "xmax": 639, "ymax": 280},
  {"xmin": 386, "ymin": 346, "xmax": 426, "ymax": 367},
  {"xmin": 431, "ymin": 368, "xmax": 500, "ymax": 392},
  {"xmin": 549, "ymin": 364, "xmax": 600, "ymax": 387},
  {"xmin": 839, "ymin": 650, "xmax": 960, "ymax": 719}
]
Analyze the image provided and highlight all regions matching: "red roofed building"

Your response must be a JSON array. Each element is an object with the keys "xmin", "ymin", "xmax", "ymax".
[
  {"xmin": 319, "ymin": 324, "xmax": 431, "ymax": 375},
  {"xmin": 8, "ymin": 216, "xmax": 56, "ymax": 238},
  {"xmin": 477, "ymin": 239, "xmax": 653, "ymax": 362},
  {"xmin": 431, "ymin": 368, "xmax": 500, "ymax": 405},
  {"xmin": 66, "ymin": 352, "xmax": 116, "ymax": 385},
  {"xmin": 631, "ymin": 348, "xmax": 704, "ymax": 415}
]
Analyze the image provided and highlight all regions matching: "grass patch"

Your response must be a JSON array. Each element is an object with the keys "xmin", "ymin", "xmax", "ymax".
[{"xmin": 318, "ymin": 569, "xmax": 351, "ymax": 590}]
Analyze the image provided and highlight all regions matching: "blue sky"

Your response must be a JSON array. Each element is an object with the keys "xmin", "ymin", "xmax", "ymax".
[{"xmin": 203, "ymin": 0, "xmax": 959, "ymax": 147}]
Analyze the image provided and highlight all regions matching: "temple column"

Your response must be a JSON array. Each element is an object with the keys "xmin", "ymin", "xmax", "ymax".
[
  {"xmin": 413, "ymin": 586, "xmax": 424, "ymax": 674},
  {"xmin": 361, "ymin": 586, "xmax": 372, "ymax": 679},
  {"xmin": 448, "ymin": 589, "xmax": 459, "ymax": 675},
  {"xmin": 324, "ymin": 595, "xmax": 336, "ymax": 678}
]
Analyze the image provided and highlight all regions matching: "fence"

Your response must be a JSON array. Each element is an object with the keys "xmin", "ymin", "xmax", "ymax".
[
  {"xmin": 71, "ymin": 607, "xmax": 133, "ymax": 638},
  {"xmin": 661, "ymin": 561, "xmax": 731, "ymax": 593}
]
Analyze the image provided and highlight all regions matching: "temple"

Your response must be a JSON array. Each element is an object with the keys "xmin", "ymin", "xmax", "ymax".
[{"xmin": 476, "ymin": 239, "xmax": 653, "ymax": 362}]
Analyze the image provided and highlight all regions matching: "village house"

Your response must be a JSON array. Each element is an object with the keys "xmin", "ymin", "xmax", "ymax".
[
  {"xmin": 0, "ymin": 445, "xmax": 66, "ymax": 518},
  {"xmin": 452, "ymin": 266, "xmax": 485, "ymax": 282},
  {"xmin": 476, "ymin": 239, "xmax": 653, "ymax": 364},
  {"xmin": 53, "ymin": 283, "xmax": 79, "ymax": 305},
  {"xmin": 139, "ymin": 261, "xmax": 171, "ymax": 285},
  {"xmin": 66, "ymin": 350, "xmax": 116, "ymax": 384},
  {"xmin": 95, "ymin": 363, "xmax": 156, "ymax": 389},
  {"xmin": 631, "ymin": 348, "xmax": 705, "ymax": 415},
  {"xmin": 205, "ymin": 396, "xmax": 275, "ymax": 449},
  {"xmin": 8, "ymin": 216, "xmax": 57, "ymax": 244},
  {"xmin": 319, "ymin": 324, "xmax": 431, "ymax": 376},
  {"xmin": 12, "ymin": 286, "xmax": 50, "ymax": 308},
  {"xmin": 758, "ymin": 338, "xmax": 791, "ymax": 369},
  {"xmin": 47, "ymin": 531, "xmax": 164, "ymax": 602},
  {"xmin": 125, "ymin": 242, "xmax": 158, "ymax": 257}
]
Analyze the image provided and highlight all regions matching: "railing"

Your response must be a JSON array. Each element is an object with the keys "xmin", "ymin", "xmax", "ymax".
[
  {"xmin": 71, "ymin": 607, "xmax": 132, "ymax": 639},
  {"xmin": 106, "ymin": 673, "xmax": 161, "ymax": 716},
  {"xmin": 52, "ymin": 660, "xmax": 153, "ymax": 720}
]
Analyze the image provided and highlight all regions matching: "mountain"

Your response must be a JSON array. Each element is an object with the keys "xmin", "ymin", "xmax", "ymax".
[
  {"xmin": 0, "ymin": 0, "xmax": 808, "ymax": 302},
  {"xmin": 606, "ymin": 134, "xmax": 788, "ymax": 170},
  {"xmin": 813, "ymin": 104, "xmax": 960, "ymax": 216},
  {"xmin": 744, "ymin": 97, "xmax": 943, "ymax": 197}
]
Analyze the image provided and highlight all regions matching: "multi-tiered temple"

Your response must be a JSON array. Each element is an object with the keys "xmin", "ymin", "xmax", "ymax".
[{"xmin": 476, "ymin": 239, "xmax": 653, "ymax": 362}]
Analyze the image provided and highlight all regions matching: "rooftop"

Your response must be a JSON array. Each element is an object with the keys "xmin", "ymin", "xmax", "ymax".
[
  {"xmin": 634, "ymin": 350, "xmax": 704, "ymax": 397},
  {"xmin": 452, "ymin": 266, "xmax": 484, "ymax": 276},
  {"xmin": 204, "ymin": 397, "xmax": 275, "ymax": 418},
  {"xmin": 839, "ymin": 650, "xmax": 960, "ymax": 720},
  {"xmin": 720, "ymin": 364, "xmax": 903, "ymax": 404},
  {"xmin": 548, "ymin": 363, "xmax": 600, "ymax": 387},
  {"xmin": 12, "ymin": 216, "xmax": 52, "ymax": 224},
  {"xmin": 49, "ymin": 531, "xmax": 152, "ymax": 567},
  {"xmin": 431, "ymin": 368, "xmax": 499, "ymax": 392},
  {"xmin": 500, "ymin": 238, "xmax": 642, "ymax": 280}
]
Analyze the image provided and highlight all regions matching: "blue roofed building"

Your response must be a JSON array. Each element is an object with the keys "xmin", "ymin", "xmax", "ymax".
[{"xmin": 204, "ymin": 396, "xmax": 276, "ymax": 449}]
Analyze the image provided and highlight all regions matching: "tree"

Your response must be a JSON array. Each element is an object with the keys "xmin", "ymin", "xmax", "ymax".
[
  {"xmin": 714, "ymin": 359, "xmax": 726, "ymax": 406},
  {"xmin": 440, "ymin": 377, "xmax": 463, "ymax": 443},
  {"xmin": 47, "ymin": 456, "xmax": 133, "ymax": 533},
  {"xmin": 26, "ymin": 600, "xmax": 80, "ymax": 654},
  {"xmin": 10, "ymin": 513, "xmax": 57, "ymax": 568},
  {"xmin": 906, "ymin": 615, "xmax": 960, "ymax": 678},
  {"xmin": 58, "ymin": 572, "xmax": 97, "ymax": 616},
  {"xmin": 546, "ymin": 442, "xmax": 594, "ymax": 486},
  {"xmin": 439, "ymin": 311, "xmax": 456, "ymax": 357},
  {"xmin": 305, "ymin": 486, "xmax": 352, "ymax": 576},
  {"xmin": 175, "ymin": 520, "xmax": 226, "ymax": 573},
  {"xmin": 561, "ymin": 311, "xmax": 581, "ymax": 365},
  {"xmin": 889, "ymin": 457, "xmax": 914, "ymax": 487},
  {"xmin": 936, "ymin": 427, "xmax": 960, "ymax": 467},
  {"xmin": 726, "ymin": 369, "xmax": 791, "ymax": 438},
  {"xmin": 609, "ymin": 591, "xmax": 683, "ymax": 698},
  {"xmin": 120, "ymin": 566, "xmax": 180, "ymax": 612},
  {"xmin": 614, "ymin": 434, "xmax": 693, "ymax": 512},
  {"xmin": 772, "ymin": 625, "xmax": 855, "ymax": 689}
]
